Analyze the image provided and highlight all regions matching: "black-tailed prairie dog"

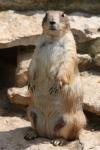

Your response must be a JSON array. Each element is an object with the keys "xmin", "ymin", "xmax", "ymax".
[{"xmin": 24, "ymin": 11, "xmax": 86, "ymax": 146}]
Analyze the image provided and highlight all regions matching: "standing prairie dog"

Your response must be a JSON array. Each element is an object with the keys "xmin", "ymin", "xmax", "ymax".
[{"xmin": 24, "ymin": 11, "xmax": 86, "ymax": 146}]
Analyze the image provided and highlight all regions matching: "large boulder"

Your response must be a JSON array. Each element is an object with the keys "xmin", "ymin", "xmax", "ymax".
[
  {"xmin": 0, "ymin": 10, "xmax": 44, "ymax": 48},
  {"xmin": 7, "ymin": 86, "xmax": 31, "ymax": 106},
  {"xmin": 81, "ymin": 71, "xmax": 100, "ymax": 115}
]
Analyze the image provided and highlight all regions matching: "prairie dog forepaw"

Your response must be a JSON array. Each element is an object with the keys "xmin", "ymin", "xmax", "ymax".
[
  {"xmin": 51, "ymin": 138, "xmax": 67, "ymax": 146},
  {"xmin": 24, "ymin": 128, "xmax": 38, "ymax": 140},
  {"xmin": 57, "ymin": 73, "xmax": 69, "ymax": 85},
  {"xmin": 49, "ymin": 81, "xmax": 62, "ymax": 95}
]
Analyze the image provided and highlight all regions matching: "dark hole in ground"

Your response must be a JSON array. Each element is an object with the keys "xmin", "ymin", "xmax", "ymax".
[
  {"xmin": 0, "ymin": 46, "xmax": 18, "ymax": 111},
  {"xmin": 0, "ymin": 47, "xmax": 17, "ymax": 88}
]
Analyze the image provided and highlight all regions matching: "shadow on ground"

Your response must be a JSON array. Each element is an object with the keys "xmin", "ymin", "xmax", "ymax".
[
  {"xmin": 0, "ymin": 126, "xmax": 82, "ymax": 150},
  {"xmin": 0, "ymin": 126, "xmax": 50, "ymax": 150}
]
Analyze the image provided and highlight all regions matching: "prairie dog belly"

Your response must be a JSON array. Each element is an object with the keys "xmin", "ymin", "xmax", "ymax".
[
  {"xmin": 33, "ymin": 43, "xmax": 66, "ymax": 137},
  {"xmin": 35, "ymin": 41, "xmax": 67, "ymax": 89}
]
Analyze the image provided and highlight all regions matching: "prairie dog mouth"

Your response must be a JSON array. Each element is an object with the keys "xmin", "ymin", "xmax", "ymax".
[{"xmin": 49, "ymin": 26, "xmax": 57, "ymax": 31}]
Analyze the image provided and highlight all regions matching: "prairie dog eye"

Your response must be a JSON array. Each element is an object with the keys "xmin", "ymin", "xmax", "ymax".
[{"xmin": 61, "ymin": 13, "xmax": 65, "ymax": 17}]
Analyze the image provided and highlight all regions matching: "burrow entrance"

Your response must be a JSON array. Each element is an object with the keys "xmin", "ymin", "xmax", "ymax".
[
  {"xmin": 0, "ymin": 46, "xmax": 34, "ymax": 111},
  {"xmin": 0, "ymin": 47, "xmax": 17, "ymax": 88}
]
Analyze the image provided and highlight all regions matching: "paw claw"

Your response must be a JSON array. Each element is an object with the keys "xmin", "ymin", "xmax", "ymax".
[
  {"xmin": 51, "ymin": 138, "xmax": 66, "ymax": 146},
  {"xmin": 49, "ymin": 82, "xmax": 62, "ymax": 95},
  {"xmin": 49, "ymin": 86, "xmax": 58, "ymax": 95}
]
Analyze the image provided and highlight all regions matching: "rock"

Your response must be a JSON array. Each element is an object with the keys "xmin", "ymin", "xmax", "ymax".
[
  {"xmin": 94, "ymin": 53, "xmax": 100, "ymax": 67},
  {"xmin": 81, "ymin": 71, "xmax": 100, "ymax": 115},
  {"xmin": 78, "ymin": 54, "xmax": 92, "ymax": 70},
  {"xmin": 0, "ymin": 10, "xmax": 44, "ymax": 48},
  {"xmin": 0, "ymin": 11, "xmax": 99, "ymax": 48},
  {"xmin": 69, "ymin": 12, "xmax": 100, "ymax": 43},
  {"xmin": 88, "ymin": 38, "xmax": 100, "ymax": 67},
  {"xmin": 79, "ymin": 130, "xmax": 100, "ymax": 150},
  {"xmin": 16, "ymin": 46, "xmax": 34, "ymax": 87},
  {"xmin": 0, "ymin": 0, "xmax": 99, "ymax": 14},
  {"xmin": 77, "ymin": 38, "xmax": 100, "ymax": 66},
  {"xmin": 7, "ymin": 86, "xmax": 31, "ymax": 106},
  {"xmin": 88, "ymin": 38, "xmax": 100, "ymax": 57}
]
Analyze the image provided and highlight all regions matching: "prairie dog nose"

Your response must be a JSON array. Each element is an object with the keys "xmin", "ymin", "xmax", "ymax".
[{"xmin": 49, "ymin": 21, "xmax": 56, "ymax": 25}]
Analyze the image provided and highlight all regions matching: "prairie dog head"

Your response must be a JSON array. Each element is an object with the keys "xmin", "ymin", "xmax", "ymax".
[{"xmin": 42, "ymin": 11, "xmax": 70, "ymax": 38}]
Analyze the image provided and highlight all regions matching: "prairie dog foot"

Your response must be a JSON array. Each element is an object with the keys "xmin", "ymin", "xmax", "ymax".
[
  {"xmin": 51, "ymin": 138, "xmax": 67, "ymax": 146},
  {"xmin": 24, "ymin": 128, "xmax": 38, "ymax": 140}
]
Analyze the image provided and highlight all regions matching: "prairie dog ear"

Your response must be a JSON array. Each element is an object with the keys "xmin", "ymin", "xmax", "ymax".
[{"xmin": 42, "ymin": 12, "xmax": 48, "ymax": 26}]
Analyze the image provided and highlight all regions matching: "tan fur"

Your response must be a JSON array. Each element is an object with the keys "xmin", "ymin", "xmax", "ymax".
[{"xmin": 27, "ymin": 11, "xmax": 86, "ymax": 142}]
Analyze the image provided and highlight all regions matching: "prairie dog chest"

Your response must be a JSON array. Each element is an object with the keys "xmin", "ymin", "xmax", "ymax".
[{"xmin": 37, "ymin": 40, "xmax": 66, "ymax": 68}]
